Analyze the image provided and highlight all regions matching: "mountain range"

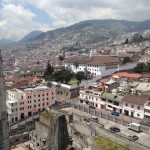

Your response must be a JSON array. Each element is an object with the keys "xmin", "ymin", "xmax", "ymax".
[{"xmin": 1, "ymin": 19, "xmax": 150, "ymax": 48}]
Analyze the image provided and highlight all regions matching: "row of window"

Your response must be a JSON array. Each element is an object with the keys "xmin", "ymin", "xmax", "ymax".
[
  {"xmin": 27, "ymin": 93, "xmax": 53, "ymax": 99},
  {"xmin": 125, "ymin": 103, "xmax": 141, "ymax": 110},
  {"xmin": 19, "ymin": 103, "xmax": 49, "ymax": 110},
  {"xmin": 27, "ymin": 97, "xmax": 53, "ymax": 103}
]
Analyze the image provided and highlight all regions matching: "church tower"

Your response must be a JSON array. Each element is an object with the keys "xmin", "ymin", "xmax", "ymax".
[{"xmin": 0, "ymin": 50, "xmax": 9, "ymax": 150}]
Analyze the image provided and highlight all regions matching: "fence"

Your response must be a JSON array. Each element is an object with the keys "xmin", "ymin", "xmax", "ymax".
[
  {"xmin": 71, "ymin": 112, "xmax": 150, "ymax": 150},
  {"xmin": 70, "ymin": 103, "xmax": 150, "ymax": 134}
]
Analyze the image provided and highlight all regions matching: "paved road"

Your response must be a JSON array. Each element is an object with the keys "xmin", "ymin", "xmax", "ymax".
[{"xmin": 63, "ymin": 107, "xmax": 150, "ymax": 148}]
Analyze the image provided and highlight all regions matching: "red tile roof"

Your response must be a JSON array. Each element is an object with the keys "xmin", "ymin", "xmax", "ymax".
[
  {"xmin": 112, "ymin": 72, "xmax": 142, "ymax": 79},
  {"xmin": 99, "ymin": 78, "xmax": 109, "ymax": 83},
  {"xmin": 65, "ymin": 56, "xmax": 120, "ymax": 65}
]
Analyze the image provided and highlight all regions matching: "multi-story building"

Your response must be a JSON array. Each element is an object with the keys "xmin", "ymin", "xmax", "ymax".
[
  {"xmin": 79, "ymin": 88, "xmax": 123, "ymax": 113},
  {"xmin": 79, "ymin": 81, "xmax": 150, "ymax": 120},
  {"xmin": 6, "ymin": 85, "xmax": 55, "ymax": 123},
  {"xmin": 122, "ymin": 94, "xmax": 149, "ymax": 119},
  {"xmin": 65, "ymin": 56, "xmax": 137, "ymax": 77}
]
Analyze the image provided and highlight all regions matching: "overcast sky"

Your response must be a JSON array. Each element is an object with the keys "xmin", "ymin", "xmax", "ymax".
[{"xmin": 0, "ymin": 0, "xmax": 150, "ymax": 40}]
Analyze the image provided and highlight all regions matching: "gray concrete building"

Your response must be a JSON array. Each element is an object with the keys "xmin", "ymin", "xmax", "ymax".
[{"xmin": 0, "ymin": 50, "xmax": 9, "ymax": 150}]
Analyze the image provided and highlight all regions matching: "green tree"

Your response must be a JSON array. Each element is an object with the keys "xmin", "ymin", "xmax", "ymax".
[
  {"xmin": 125, "ymin": 38, "xmax": 129, "ymax": 44},
  {"xmin": 59, "ymin": 55, "xmax": 64, "ymax": 65},
  {"xmin": 52, "ymin": 68, "xmax": 73, "ymax": 84},
  {"xmin": 122, "ymin": 57, "xmax": 132, "ymax": 64},
  {"xmin": 74, "ymin": 62, "xmax": 79, "ymax": 72},
  {"xmin": 134, "ymin": 63, "xmax": 144, "ymax": 73},
  {"xmin": 44, "ymin": 61, "xmax": 54, "ymax": 78},
  {"xmin": 75, "ymin": 71, "xmax": 85, "ymax": 83}
]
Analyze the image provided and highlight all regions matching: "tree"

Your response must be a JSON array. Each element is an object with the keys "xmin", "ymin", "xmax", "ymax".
[
  {"xmin": 74, "ymin": 62, "xmax": 79, "ymax": 72},
  {"xmin": 44, "ymin": 61, "xmax": 54, "ymax": 78},
  {"xmin": 75, "ymin": 71, "xmax": 85, "ymax": 83},
  {"xmin": 59, "ymin": 55, "xmax": 64, "ymax": 65},
  {"xmin": 125, "ymin": 38, "xmax": 129, "ymax": 44},
  {"xmin": 52, "ymin": 68, "xmax": 73, "ymax": 84},
  {"xmin": 122, "ymin": 57, "xmax": 132, "ymax": 64},
  {"xmin": 134, "ymin": 63, "xmax": 144, "ymax": 73},
  {"xmin": 62, "ymin": 69, "xmax": 74, "ymax": 84}
]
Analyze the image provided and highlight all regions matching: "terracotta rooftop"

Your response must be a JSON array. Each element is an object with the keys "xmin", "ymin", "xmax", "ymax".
[
  {"xmin": 112, "ymin": 72, "xmax": 142, "ymax": 79},
  {"xmin": 99, "ymin": 78, "xmax": 109, "ymax": 83},
  {"xmin": 65, "ymin": 56, "xmax": 120, "ymax": 65},
  {"xmin": 122, "ymin": 94, "xmax": 150, "ymax": 105}
]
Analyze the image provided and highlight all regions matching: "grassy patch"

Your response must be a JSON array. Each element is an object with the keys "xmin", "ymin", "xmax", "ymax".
[
  {"xmin": 42, "ymin": 111, "xmax": 53, "ymax": 120},
  {"xmin": 94, "ymin": 136, "xmax": 130, "ymax": 150},
  {"xmin": 69, "ymin": 78, "xmax": 79, "ymax": 84}
]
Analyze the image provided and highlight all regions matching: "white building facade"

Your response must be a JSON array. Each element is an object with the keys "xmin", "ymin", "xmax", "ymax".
[{"xmin": 65, "ymin": 56, "xmax": 137, "ymax": 77}]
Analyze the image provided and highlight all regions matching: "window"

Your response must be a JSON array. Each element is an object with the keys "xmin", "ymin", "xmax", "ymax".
[
  {"xmin": 137, "ymin": 106, "xmax": 140, "ymax": 110},
  {"xmin": 47, "ymin": 98, "xmax": 49, "ymax": 100},
  {"xmin": 34, "ymin": 95, "xmax": 36, "ymax": 97},
  {"xmin": 38, "ymin": 99, "xmax": 40, "ymax": 102},
  {"xmin": 42, "ymin": 94, "xmax": 44, "ymax": 96},
  {"xmin": 137, "ymin": 114, "xmax": 140, "ymax": 117},
  {"xmin": 12, "ymin": 109, "xmax": 13, "ymax": 112},
  {"xmin": 47, "ymin": 103, "xmax": 49, "ymax": 105},
  {"xmin": 15, "ymin": 117, "xmax": 18, "ymax": 121},
  {"xmin": 34, "ymin": 105, "xmax": 36, "ymax": 108},
  {"xmin": 114, "ymin": 101, "xmax": 119, "ymax": 106},
  {"xmin": 108, "ymin": 100, "xmax": 112, "ymax": 103},
  {"xmin": 52, "ymin": 97, "xmax": 54, "ymax": 99},
  {"xmin": 34, "ymin": 100, "xmax": 36, "ymax": 102},
  {"xmin": 38, "ymin": 104, "xmax": 40, "ymax": 107},
  {"xmin": 125, "ymin": 103, "xmax": 128, "ymax": 106},
  {"xmin": 38, "ymin": 95, "xmax": 40, "ymax": 97},
  {"xmin": 43, "ymin": 103, "xmax": 45, "ymax": 106},
  {"xmin": 43, "ymin": 98, "xmax": 44, "ymax": 101},
  {"xmin": 101, "ymin": 98, "xmax": 106, "ymax": 102},
  {"xmin": 52, "ymin": 92, "xmax": 53, "ymax": 95},
  {"xmin": 131, "ymin": 105, "xmax": 134, "ymax": 108}
]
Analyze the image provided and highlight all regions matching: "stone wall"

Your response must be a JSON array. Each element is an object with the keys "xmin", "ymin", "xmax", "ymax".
[{"xmin": 44, "ymin": 113, "xmax": 70, "ymax": 150}]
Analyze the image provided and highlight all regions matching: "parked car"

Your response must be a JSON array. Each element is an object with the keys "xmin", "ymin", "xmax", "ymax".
[
  {"xmin": 128, "ymin": 135, "xmax": 139, "ymax": 141},
  {"xmin": 139, "ymin": 120, "xmax": 150, "ymax": 127},
  {"xmin": 110, "ymin": 126, "xmax": 120, "ymax": 132},
  {"xmin": 89, "ymin": 105, "xmax": 96, "ymax": 109},
  {"xmin": 90, "ymin": 116, "xmax": 98, "ymax": 122},
  {"xmin": 111, "ymin": 111, "xmax": 119, "ymax": 116}
]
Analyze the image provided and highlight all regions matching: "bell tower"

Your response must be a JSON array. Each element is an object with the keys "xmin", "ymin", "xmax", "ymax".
[{"xmin": 0, "ymin": 50, "xmax": 9, "ymax": 150}]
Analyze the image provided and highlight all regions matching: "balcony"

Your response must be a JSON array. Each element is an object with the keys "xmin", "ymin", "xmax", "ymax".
[{"xmin": 144, "ymin": 105, "xmax": 150, "ymax": 110}]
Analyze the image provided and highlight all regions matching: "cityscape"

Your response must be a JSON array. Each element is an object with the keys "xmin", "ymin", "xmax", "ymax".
[{"xmin": 0, "ymin": 0, "xmax": 150, "ymax": 150}]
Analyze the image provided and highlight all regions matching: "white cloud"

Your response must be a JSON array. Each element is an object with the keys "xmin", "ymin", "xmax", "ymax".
[
  {"xmin": 0, "ymin": 2, "xmax": 50, "ymax": 40},
  {"xmin": 0, "ymin": 0, "xmax": 150, "ymax": 40},
  {"xmin": 28, "ymin": 0, "xmax": 150, "ymax": 28}
]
